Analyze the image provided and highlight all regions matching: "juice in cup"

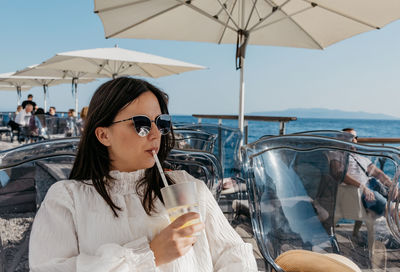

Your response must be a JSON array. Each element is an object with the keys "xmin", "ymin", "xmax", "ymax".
[
  {"xmin": 167, "ymin": 203, "xmax": 200, "ymax": 228},
  {"xmin": 161, "ymin": 182, "xmax": 201, "ymax": 234}
]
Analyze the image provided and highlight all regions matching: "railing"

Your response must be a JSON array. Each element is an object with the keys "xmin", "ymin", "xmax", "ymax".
[
  {"xmin": 358, "ymin": 137, "xmax": 400, "ymax": 146},
  {"xmin": 192, "ymin": 114, "xmax": 297, "ymax": 144}
]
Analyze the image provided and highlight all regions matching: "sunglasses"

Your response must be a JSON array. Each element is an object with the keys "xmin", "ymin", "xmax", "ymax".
[{"xmin": 112, "ymin": 114, "xmax": 172, "ymax": 137}]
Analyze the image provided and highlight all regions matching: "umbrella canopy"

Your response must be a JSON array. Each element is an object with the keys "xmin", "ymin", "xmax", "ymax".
[
  {"xmin": 94, "ymin": 0, "xmax": 400, "ymax": 133},
  {"xmin": 14, "ymin": 65, "xmax": 97, "ymax": 111},
  {"xmin": 36, "ymin": 46, "xmax": 205, "ymax": 78},
  {"xmin": 0, "ymin": 72, "xmax": 94, "ymax": 110},
  {"xmin": 30, "ymin": 46, "xmax": 205, "ymax": 112}
]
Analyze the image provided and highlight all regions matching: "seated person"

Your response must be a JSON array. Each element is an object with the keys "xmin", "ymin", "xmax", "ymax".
[
  {"xmin": 15, "ymin": 102, "xmax": 34, "ymax": 127},
  {"xmin": 342, "ymin": 128, "xmax": 393, "ymax": 216}
]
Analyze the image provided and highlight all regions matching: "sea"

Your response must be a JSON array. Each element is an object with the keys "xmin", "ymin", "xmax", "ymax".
[{"xmin": 172, "ymin": 115, "xmax": 400, "ymax": 143}]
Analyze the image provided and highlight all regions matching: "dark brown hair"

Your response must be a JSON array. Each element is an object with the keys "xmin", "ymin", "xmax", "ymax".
[{"xmin": 69, "ymin": 77, "xmax": 175, "ymax": 216}]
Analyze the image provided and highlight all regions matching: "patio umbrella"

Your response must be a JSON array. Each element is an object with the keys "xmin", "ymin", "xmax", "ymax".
[
  {"xmin": 94, "ymin": 0, "xmax": 400, "ymax": 133},
  {"xmin": 0, "ymin": 72, "xmax": 94, "ymax": 110},
  {"xmin": 28, "ymin": 46, "xmax": 205, "ymax": 112},
  {"xmin": 14, "ymin": 65, "xmax": 97, "ymax": 112},
  {"xmin": 0, "ymin": 83, "xmax": 32, "ymax": 105}
]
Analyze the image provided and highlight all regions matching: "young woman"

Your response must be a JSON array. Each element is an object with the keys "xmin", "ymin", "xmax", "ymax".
[{"xmin": 29, "ymin": 77, "xmax": 257, "ymax": 271}]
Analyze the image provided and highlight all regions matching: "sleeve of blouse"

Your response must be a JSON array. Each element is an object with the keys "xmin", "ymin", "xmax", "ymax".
[
  {"xmin": 29, "ymin": 181, "xmax": 158, "ymax": 272},
  {"xmin": 190, "ymin": 175, "xmax": 258, "ymax": 272}
]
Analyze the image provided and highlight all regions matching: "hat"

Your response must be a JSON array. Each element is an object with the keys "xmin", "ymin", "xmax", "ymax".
[{"xmin": 275, "ymin": 249, "xmax": 361, "ymax": 272}]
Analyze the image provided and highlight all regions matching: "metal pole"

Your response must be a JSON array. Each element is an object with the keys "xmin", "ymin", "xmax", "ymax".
[
  {"xmin": 43, "ymin": 85, "xmax": 48, "ymax": 112},
  {"xmin": 74, "ymin": 79, "xmax": 78, "ymax": 114},
  {"xmin": 16, "ymin": 86, "xmax": 21, "ymax": 105}
]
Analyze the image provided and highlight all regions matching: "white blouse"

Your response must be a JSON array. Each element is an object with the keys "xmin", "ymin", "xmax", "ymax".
[{"xmin": 29, "ymin": 170, "xmax": 258, "ymax": 272}]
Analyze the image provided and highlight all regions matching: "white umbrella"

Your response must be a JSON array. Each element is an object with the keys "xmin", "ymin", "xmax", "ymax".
[
  {"xmin": 94, "ymin": 0, "xmax": 400, "ymax": 134},
  {"xmin": 30, "ymin": 46, "xmax": 205, "ymax": 112},
  {"xmin": 14, "ymin": 65, "xmax": 97, "ymax": 112},
  {"xmin": 0, "ymin": 72, "xmax": 94, "ymax": 110},
  {"xmin": 0, "ymin": 82, "xmax": 32, "ymax": 105}
]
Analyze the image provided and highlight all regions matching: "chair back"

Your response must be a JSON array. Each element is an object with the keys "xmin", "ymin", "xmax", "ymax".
[
  {"xmin": 174, "ymin": 129, "xmax": 216, "ymax": 153},
  {"xmin": 241, "ymin": 135, "xmax": 400, "ymax": 271},
  {"xmin": 165, "ymin": 149, "xmax": 223, "ymax": 200},
  {"xmin": 0, "ymin": 138, "xmax": 79, "ymax": 272},
  {"xmin": 174, "ymin": 123, "xmax": 242, "ymax": 177}
]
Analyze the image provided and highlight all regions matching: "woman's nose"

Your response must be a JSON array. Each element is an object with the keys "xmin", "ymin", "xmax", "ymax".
[{"xmin": 148, "ymin": 122, "xmax": 160, "ymax": 139}]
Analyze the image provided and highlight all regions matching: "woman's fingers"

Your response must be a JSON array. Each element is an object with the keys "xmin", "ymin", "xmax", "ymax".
[
  {"xmin": 177, "ymin": 222, "xmax": 205, "ymax": 237},
  {"xmin": 170, "ymin": 212, "xmax": 200, "ymax": 228}
]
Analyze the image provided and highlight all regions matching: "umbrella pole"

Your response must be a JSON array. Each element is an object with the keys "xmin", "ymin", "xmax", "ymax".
[
  {"xmin": 16, "ymin": 86, "xmax": 22, "ymax": 105},
  {"xmin": 43, "ymin": 84, "xmax": 48, "ymax": 112},
  {"xmin": 74, "ymin": 79, "xmax": 78, "ymax": 114},
  {"xmin": 239, "ymin": 57, "xmax": 245, "ymax": 135}
]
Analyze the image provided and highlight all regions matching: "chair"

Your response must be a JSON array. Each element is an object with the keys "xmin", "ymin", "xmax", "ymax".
[
  {"xmin": 174, "ymin": 129, "xmax": 216, "ymax": 152},
  {"xmin": 174, "ymin": 123, "xmax": 242, "ymax": 178},
  {"xmin": 0, "ymin": 138, "xmax": 79, "ymax": 272},
  {"xmin": 241, "ymin": 134, "xmax": 400, "ymax": 271},
  {"xmin": 165, "ymin": 149, "xmax": 223, "ymax": 201}
]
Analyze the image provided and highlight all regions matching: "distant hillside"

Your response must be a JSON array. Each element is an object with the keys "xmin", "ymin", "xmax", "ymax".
[{"xmin": 250, "ymin": 108, "xmax": 400, "ymax": 120}]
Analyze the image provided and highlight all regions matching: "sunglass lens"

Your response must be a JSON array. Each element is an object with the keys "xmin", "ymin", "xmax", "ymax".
[
  {"xmin": 132, "ymin": 116, "xmax": 151, "ymax": 137},
  {"xmin": 156, "ymin": 114, "xmax": 171, "ymax": 135}
]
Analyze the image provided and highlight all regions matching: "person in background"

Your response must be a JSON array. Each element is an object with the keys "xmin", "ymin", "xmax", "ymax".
[
  {"xmin": 77, "ymin": 106, "xmax": 88, "ymax": 134},
  {"xmin": 341, "ymin": 128, "xmax": 393, "ymax": 216},
  {"xmin": 28, "ymin": 108, "xmax": 46, "ymax": 140},
  {"xmin": 15, "ymin": 101, "xmax": 34, "ymax": 126},
  {"xmin": 22, "ymin": 94, "xmax": 37, "ymax": 110},
  {"xmin": 67, "ymin": 108, "xmax": 76, "ymax": 117},
  {"xmin": 15, "ymin": 105, "xmax": 23, "ymax": 115},
  {"xmin": 46, "ymin": 106, "xmax": 58, "ymax": 117}
]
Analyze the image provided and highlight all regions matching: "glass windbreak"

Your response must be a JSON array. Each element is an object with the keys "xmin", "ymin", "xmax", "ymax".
[{"xmin": 242, "ymin": 135, "xmax": 400, "ymax": 271}]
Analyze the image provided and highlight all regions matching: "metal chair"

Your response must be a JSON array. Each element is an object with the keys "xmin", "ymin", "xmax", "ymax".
[{"xmin": 241, "ymin": 135, "xmax": 400, "ymax": 271}]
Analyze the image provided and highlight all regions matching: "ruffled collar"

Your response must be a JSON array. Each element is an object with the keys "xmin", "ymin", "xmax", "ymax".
[{"xmin": 106, "ymin": 169, "xmax": 146, "ymax": 195}]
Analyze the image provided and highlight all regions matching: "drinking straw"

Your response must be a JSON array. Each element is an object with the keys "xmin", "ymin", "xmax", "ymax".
[{"xmin": 152, "ymin": 150, "xmax": 169, "ymax": 187}]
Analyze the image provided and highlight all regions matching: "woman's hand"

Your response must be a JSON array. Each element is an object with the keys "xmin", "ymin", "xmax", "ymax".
[{"xmin": 149, "ymin": 212, "xmax": 205, "ymax": 266}]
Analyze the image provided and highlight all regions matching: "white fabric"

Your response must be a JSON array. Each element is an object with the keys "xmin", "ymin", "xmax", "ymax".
[
  {"xmin": 15, "ymin": 109, "xmax": 31, "ymax": 126},
  {"xmin": 29, "ymin": 170, "xmax": 257, "ymax": 272},
  {"xmin": 95, "ymin": 0, "xmax": 400, "ymax": 48},
  {"xmin": 347, "ymin": 154, "xmax": 372, "ymax": 186}
]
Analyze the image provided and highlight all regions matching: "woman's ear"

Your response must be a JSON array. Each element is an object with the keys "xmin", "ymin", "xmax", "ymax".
[{"xmin": 95, "ymin": 127, "xmax": 112, "ymax": 146}]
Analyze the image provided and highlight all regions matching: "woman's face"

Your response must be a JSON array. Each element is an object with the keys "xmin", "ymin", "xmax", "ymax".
[{"xmin": 106, "ymin": 91, "xmax": 163, "ymax": 172}]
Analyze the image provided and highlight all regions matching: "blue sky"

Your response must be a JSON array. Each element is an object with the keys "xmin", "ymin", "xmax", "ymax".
[{"xmin": 1, "ymin": 1, "xmax": 400, "ymax": 117}]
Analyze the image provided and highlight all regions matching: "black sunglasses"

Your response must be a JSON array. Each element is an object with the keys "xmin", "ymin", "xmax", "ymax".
[{"xmin": 112, "ymin": 114, "xmax": 171, "ymax": 137}]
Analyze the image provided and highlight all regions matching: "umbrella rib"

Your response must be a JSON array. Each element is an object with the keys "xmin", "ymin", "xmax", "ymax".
[
  {"xmin": 300, "ymin": 0, "xmax": 379, "ymax": 29},
  {"xmin": 218, "ymin": 0, "xmax": 239, "ymax": 44},
  {"xmin": 252, "ymin": 5, "xmax": 325, "ymax": 49},
  {"xmin": 134, "ymin": 64, "xmax": 154, "ymax": 78},
  {"xmin": 216, "ymin": 0, "xmax": 240, "ymax": 29},
  {"xmin": 248, "ymin": 0, "xmax": 291, "ymax": 31},
  {"xmin": 106, "ymin": 4, "xmax": 182, "ymax": 38},
  {"xmin": 94, "ymin": 0, "xmax": 148, "ymax": 13},
  {"xmin": 174, "ymin": 0, "xmax": 237, "ymax": 32},
  {"xmin": 244, "ymin": 0, "xmax": 259, "ymax": 30}
]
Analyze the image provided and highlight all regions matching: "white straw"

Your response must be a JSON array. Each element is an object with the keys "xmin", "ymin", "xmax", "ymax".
[{"xmin": 152, "ymin": 150, "xmax": 169, "ymax": 188}]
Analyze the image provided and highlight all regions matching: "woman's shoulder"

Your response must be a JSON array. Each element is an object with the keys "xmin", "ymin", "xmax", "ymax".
[{"xmin": 45, "ymin": 179, "xmax": 95, "ymax": 201}]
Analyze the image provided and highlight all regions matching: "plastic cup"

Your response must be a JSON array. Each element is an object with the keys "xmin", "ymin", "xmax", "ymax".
[{"xmin": 161, "ymin": 182, "xmax": 201, "ymax": 232}]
